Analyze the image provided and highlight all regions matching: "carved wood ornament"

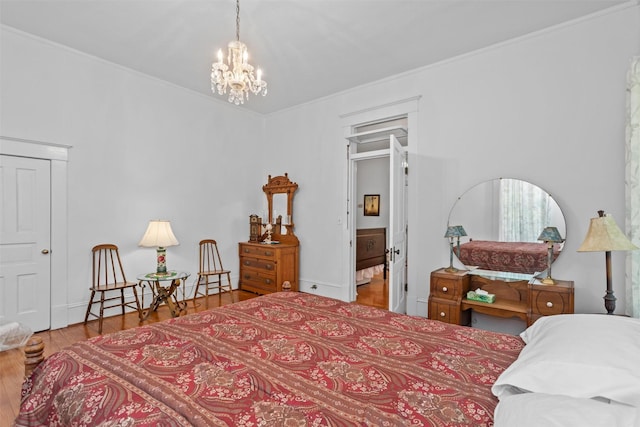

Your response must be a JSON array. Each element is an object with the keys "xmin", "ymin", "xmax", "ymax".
[{"xmin": 262, "ymin": 173, "xmax": 298, "ymax": 245}]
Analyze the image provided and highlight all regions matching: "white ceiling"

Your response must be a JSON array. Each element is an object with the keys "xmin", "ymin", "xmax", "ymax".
[{"xmin": 0, "ymin": 0, "xmax": 632, "ymax": 114}]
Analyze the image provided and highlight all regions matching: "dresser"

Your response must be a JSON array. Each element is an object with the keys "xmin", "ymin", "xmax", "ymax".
[
  {"xmin": 238, "ymin": 242, "xmax": 299, "ymax": 294},
  {"xmin": 428, "ymin": 268, "xmax": 574, "ymax": 326}
]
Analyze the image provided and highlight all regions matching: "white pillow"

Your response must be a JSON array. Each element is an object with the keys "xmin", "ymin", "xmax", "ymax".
[
  {"xmin": 494, "ymin": 393, "xmax": 638, "ymax": 427},
  {"xmin": 492, "ymin": 314, "xmax": 640, "ymax": 406}
]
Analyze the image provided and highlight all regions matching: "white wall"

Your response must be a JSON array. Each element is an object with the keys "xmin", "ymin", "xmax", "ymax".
[
  {"xmin": 264, "ymin": 6, "xmax": 640, "ymax": 321},
  {"xmin": 2, "ymin": 5, "xmax": 639, "ymax": 330},
  {"xmin": 1, "ymin": 27, "xmax": 265, "ymax": 325}
]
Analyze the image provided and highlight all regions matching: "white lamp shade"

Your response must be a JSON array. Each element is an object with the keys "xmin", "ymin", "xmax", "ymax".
[{"xmin": 138, "ymin": 220, "xmax": 179, "ymax": 248}]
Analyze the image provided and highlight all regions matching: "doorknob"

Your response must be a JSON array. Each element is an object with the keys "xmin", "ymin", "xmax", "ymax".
[
  {"xmin": 394, "ymin": 248, "xmax": 400, "ymax": 255},
  {"xmin": 41, "ymin": 249, "xmax": 50, "ymax": 254}
]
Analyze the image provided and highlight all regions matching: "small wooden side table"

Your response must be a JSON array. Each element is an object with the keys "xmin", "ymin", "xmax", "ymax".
[{"xmin": 138, "ymin": 271, "xmax": 190, "ymax": 319}]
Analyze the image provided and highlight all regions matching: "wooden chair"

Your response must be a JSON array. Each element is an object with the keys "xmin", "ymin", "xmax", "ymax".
[
  {"xmin": 193, "ymin": 239, "xmax": 234, "ymax": 302},
  {"xmin": 84, "ymin": 244, "xmax": 141, "ymax": 334}
]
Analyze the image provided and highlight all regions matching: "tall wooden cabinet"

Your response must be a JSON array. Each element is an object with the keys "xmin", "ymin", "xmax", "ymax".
[
  {"xmin": 238, "ymin": 242, "xmax": 299, "ymax": 294},
  {"xmin": 242, "ymin": 173, "xmax": 300, "ymax": 294}
]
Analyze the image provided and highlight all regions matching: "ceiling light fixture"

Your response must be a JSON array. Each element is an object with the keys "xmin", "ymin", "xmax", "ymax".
[{"xmin": 211, "ymin": 0, "xmax": 267, "ymax": 105}]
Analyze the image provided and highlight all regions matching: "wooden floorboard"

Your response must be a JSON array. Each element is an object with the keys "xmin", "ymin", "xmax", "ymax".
[
  {"xmin": 355, "ymin": 271, "xmax": 389, "ymax": 309},
  {"xmin": 1, "ymin": 281, "xmax": 387, "ymax": 426}
]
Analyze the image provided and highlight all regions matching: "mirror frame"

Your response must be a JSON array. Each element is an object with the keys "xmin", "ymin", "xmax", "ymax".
[
  {"xmin": 447, "ymin": 178, "xmax": 566, "ymax": 277},
  {"xmin": 263, "ymin": 173, "xmax": 298, "ymax": 244}
]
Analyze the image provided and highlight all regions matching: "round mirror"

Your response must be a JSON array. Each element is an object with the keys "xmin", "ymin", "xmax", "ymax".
[{"xmin": 448, "ymin": 178, "xmax": 566, "ymax": 275}]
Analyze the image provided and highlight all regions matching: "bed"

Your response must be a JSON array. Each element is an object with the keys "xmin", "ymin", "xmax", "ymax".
[
  {"xmin": 493, "ymin": 314, "xmax": 640, "ymax": 427},
  {"xmin": 356, "ymin": 228, "xmax": 386, "ymax": 284},
  {"xmin": 16, "ymin": 293, "xmax": 640, "ymax": 426},
  {"xmin": 15, "ymin": 292, "xmax": 524, "ymax": 426},
  {"xmin": 458, "ymin": 240, "xmax": 562, "ymax": 274}
]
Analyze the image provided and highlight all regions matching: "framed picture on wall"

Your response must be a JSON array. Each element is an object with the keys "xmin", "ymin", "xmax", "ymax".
[{"xmin": 364, "ymin": 194, "xmax": 380, "ymax": 216}]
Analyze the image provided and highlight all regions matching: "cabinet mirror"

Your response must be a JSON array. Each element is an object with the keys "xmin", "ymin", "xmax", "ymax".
[
  {"xmin": 447, "ymin": 178, "xmax": 565, "ymax": 276},
  {"xmin": 263, "ymin": 173, "xmax": 298, "ymax": 244}
]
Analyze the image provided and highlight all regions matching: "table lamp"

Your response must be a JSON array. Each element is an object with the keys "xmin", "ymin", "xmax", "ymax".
[
  {"xmin": 537, "ymin": 226, "xmax": 564, "ymax": 284},
  {"xmin": 444, "ymin": 225, "xmax": 467, "ymax": 273},
  {"xmin": 577, "ymin": 210, "xmax": 638, "ymax": 314},
  {"xmin": 138, "ymin": 220, "xmax": 179, "ymax": 275}
]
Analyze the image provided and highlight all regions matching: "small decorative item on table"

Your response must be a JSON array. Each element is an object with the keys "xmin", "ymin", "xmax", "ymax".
[
  {"xmin": 467, "ymin": 288, "xmax": 496, "ymax": 303},
  {"xmin": 537, "ymin": 226, "xmax": 565, "ymax": 284},
  {"xmin": 444, "ymin": 225, "xmax": 467, "ymax": 272},
  {"xmin": 249, "ymin": 214, "xmax": 261, "ymax": 242},
  {"xmin": 264, "ymin": 223, "xmax": 273, "ymax": 243}
]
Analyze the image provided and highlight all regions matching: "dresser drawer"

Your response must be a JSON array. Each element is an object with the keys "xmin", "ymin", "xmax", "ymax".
[
  {"xmin": 431, "ymin": 277, "xmax": 464, "ymax": 300},
  {"xmin": 432, "ymin": 302, "xmax": 456, "ymax": 323},
  {"xmin": 241, "ymin": 257, "xmax": 276, "ymax": 272},
  {"xmin": 428, "ymin": 299, "xmax": 469, "ymax": 325},
  {"xmin": 240, "ymin": 245, "xmax": 277, "ymax": 259},
  {"xmin": 530, "ymin": 289, "xmax": 572, "ymax": 316},
  {"xmin": 240, "ymin": 270, "xmax": 277, "ymax": 292},
  {"xmin": 430, "ymin": 269, "xmax": 469, "ymax": 301}
]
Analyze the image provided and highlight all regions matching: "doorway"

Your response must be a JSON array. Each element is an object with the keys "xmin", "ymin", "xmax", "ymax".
[
  {"xmin": 0, "ymin": 136, "xmax": 70, "ymax": 331},
  {"xmin": 347, "ymin": 120, "xmax": 408, "ymax": 313},
  {"xmin": 0, "ymin": 155, "xmax": 51, "ymax": 331},
  {"xmin": 354, "ymin": 156, "xmax": 390, "ymax": 309}
]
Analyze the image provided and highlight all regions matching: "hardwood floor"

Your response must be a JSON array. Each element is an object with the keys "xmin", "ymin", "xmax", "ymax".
[
  {"xmin": 355, "ymin": 272, "xmax": 389, "ymax": 309},
  {"xmin": 1, "ymin": 283, "xmax": 387, "ymax": 426}
]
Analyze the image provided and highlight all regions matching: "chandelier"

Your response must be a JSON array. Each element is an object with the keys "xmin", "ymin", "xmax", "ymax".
[{"xmin": 211, "ymin": 0, "xmax": 267, "ymax": 105}]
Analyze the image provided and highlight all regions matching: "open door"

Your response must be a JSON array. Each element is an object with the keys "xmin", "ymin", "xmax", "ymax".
[
  {"xmin": 388, "ymin": 135, "xmax": 407, "ymax": 313},
  {"xmin": 346, "ymin": 126, "xmax": 408, "ymax": 311}
]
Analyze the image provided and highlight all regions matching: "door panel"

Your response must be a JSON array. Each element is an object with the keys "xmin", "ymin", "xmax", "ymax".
[
  {"xmin": 0, "ymin": 155, "xmax": 51, "ymax": 331},
  {"xmin": 388, "ymin": 135, "xmax": 407, "ymax": 313}
]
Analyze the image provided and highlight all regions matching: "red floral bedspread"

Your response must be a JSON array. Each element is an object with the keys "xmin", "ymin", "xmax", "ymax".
[
  {"xmin": 15, "ymin": 292, "xmax": 523, "ymax": 426},
  {"xmin": 458, "ymin": 240, "xmax": 561, "ymax": 274}
]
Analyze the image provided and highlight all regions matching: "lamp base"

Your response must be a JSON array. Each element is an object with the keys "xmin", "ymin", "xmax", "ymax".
[
  {"xmin": 540, "ymin": 277, "xmax": 556, "ymax": 285},
  {"xmin": 444, "ymin": 267, "xmax": 459, "ymax": 273},
  {"xmin": 156, "ymin": 247, "xmax": 168, "ymax": 275},
  {"xmin": 604, "ymin": 290, "xmax": 616, "ymax": 315},
  {"xmin": 604, "ymin": 250, "xmax": 616, "ymax": 315}
]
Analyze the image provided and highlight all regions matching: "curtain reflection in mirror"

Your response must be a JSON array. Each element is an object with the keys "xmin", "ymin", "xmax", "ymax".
[{"xmin": 499, "ymin": 179, "xmax": 551, "ymax": 242}]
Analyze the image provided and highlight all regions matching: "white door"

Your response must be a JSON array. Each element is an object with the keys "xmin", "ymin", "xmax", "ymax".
[
  {"xmin": 388, "ymin": 135, "xmax": 407, "ymax": 313},
  {"xmin": 0, "ymin": 155, "xmax": 51, "ymax": 331}
]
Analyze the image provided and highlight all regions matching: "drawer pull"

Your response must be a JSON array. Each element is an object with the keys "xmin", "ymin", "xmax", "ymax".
[
  {"xmin": 265, "ymin": 279, "xmax": 271, "ymax": 284},
  {"xmin": 266, "ymin": 265, "xmax": 273, "ymax": 270},
  {"xmin": 546, "ymin": 301, "xmax": 553, "ymax": 308},
  {"xmin": 244, "ymin": 261, "xmax": 251, "ymax": 265},
  {"xmin": 440, "ymin": 312, "xmax": 446, "ymax": 317},
  {"xmin": 264, "ymin": 251, "xmax": 273, "ymax": 256},
  {"xmin": 244, "ymin": 274, "xmax": 251, "ymax": 279},
  {"xmin": 244, "ymin": 248, "xmax": 250, "ymax": 253},
  {"xmin": 442, "ymin": 286, "xmax": 448, "ymax": 293}
]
